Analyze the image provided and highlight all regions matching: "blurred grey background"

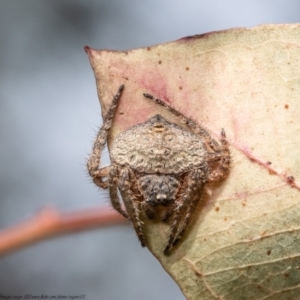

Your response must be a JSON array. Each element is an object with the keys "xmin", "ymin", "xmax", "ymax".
[{"xmin": 0, "ymin": 1, "xmax": 299, "ymax": 299}]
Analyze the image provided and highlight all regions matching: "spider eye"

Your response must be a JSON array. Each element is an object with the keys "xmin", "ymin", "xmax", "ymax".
[{"xmin": 156, "ymin": 193, "xmax": 167, "ymax": 200}]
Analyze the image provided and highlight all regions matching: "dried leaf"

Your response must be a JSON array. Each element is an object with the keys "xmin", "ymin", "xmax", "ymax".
[{"xmin": 86, "ymin": 24, "xmax": 300, "ymax": 299}]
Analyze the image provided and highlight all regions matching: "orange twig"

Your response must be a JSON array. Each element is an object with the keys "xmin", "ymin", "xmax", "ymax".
[{"xmin": 0, "ymin": 206, "xmax": 126, "ymax": 256}]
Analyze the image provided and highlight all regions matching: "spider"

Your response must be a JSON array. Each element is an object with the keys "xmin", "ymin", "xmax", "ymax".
[{"xmin": 87, "ymin": 85, "xmax": 230, "ymax": 254}]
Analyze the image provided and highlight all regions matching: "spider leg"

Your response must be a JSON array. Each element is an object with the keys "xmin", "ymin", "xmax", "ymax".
[
  {"xmin": 164, "ymin": 169, "xmax": 204, "ymax": 254},
  {"xmin": 91, "ymin": 166, "xmax": 111, "ymax": 189},
  {"xmin": 141, "ymin": 202, "xmax": 155, "ymax": 219},
  {"xmin": 172, "ymin": 171, "xmax": 205, "ymax": 247},
  {"xmin": 207, "ymin": 128, "xmax": 230, "ymax": 182},
  {"xmin": 119, "ymin": 168, "xmax": 146, "ymax": 247},
  {"xmin": 108, "ymin": 166, "xmax": 129, "ymax": 218},
  {"xmin": 162, "ymin": 204, "xmax": 176, "ymax": 222},
  {"xmin": 109, "ymin": 186, "xmax": 129, "ymax": 219},
  {"xmin": 87, "ymin": 84, "xmax": 124, "ymax": 188}
]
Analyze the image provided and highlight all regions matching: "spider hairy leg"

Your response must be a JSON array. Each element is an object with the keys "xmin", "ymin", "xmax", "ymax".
[
  {"xmin": 119, "ymin": 168, "xmax": 146, "ymax": 247},
  {"xmin": 109, "ymin": 186, "xmax": 129, "ymax": 219},
  {"xmin": 164, "ymin": 169, "xmax": 205, "ymax": 254},
  {"xmin": 207, "ymin": 128, "xmax": 230, "ymax": 182},
  {"xmin": 141, "ymin": 202, "xmax": 155, "ymax": 219},
  {"xmin": 87, "ymin": 84, "xmax": 124, "ymax": 188},
  {"xmin": 109, "ymin": 166, "xmax": 128, "ymax": 218},
  {"xmin": 172, "ymin": 170, "xmax": 205, "ymax": 247}
]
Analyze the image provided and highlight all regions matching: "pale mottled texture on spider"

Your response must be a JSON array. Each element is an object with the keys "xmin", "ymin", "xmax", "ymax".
[{"xmin": 87, "ymin": 85, "xmax": 230, "ymax": 254}]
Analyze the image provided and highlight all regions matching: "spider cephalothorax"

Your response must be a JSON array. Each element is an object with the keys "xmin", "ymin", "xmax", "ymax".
[{"xmin": 87, "ymin": 85, "xmax": 230, "ymax": 254}]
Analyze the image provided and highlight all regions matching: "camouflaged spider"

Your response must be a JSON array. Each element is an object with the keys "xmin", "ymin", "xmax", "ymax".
[{"xmin": 87, "ymin": 85, "xmax": 230, "ymax": 254}]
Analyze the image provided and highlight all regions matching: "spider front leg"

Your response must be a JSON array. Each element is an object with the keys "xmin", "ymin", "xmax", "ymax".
[
  {"xmin": 108, "ymin": 166, "xmax": 128, "ymax": 219},
  {"xmin": 164, "ymin": 169, "xmax": 205, "ymax": 254},
  {"xmin": 172, "ymin": 169, "xmax": 205, "ymax": 247},
  {"xmin": 118, "ymin": 168, "xmax": 146, "ymax": 247},
  {"xmin": 87, "ymin": 84, "xmax": 124, "ymax": 188},
  {"xmin": 207, "ymin": 128, "xmax": 230, "ymax": 182},
  {"xmin": 109, "ymin": 186, "xmax": 129, "ymax": 219},
  {"xmin": 162, "ymin": 204, "xmax": 176, "ymax": 222},
  {"xmin": 141, "ymin": 202, "xmax": 155, "ymax": 219}
]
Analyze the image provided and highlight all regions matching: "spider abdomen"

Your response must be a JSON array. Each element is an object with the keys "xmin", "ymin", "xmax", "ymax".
[{"xmin": 111, "ymin": 114, "xmax": 206, "ymax": 174}]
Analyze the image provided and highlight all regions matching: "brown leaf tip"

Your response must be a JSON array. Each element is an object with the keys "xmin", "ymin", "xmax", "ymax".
[
  {"xmin": 84, "ymin": 46, "xmax": 97, "ymax": 57},
  {"xmin": 84, "ymin": 45, "xmax": 91, "ymax": 54}
]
